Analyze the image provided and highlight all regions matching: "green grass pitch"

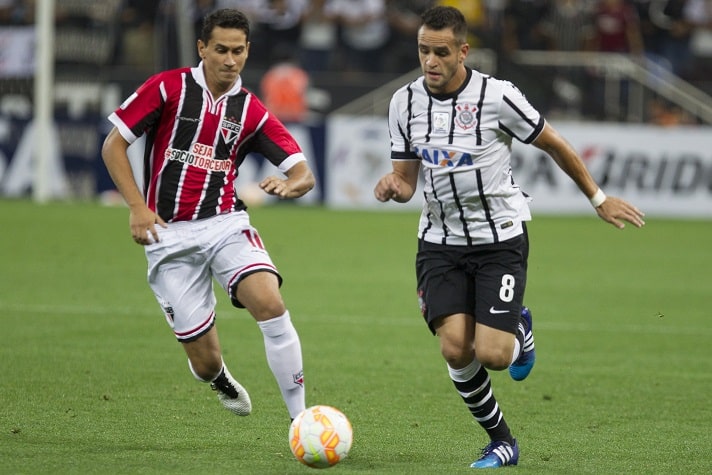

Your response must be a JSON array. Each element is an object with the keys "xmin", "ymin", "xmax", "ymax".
[{"xmin": 1, "ymin": 200, "xmax": 710, "ymax": 474}]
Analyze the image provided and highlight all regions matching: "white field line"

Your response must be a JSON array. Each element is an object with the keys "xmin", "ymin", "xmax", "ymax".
[{"xmin": 0, "ymin": 301, "xmax": 708, "ymax": 335}]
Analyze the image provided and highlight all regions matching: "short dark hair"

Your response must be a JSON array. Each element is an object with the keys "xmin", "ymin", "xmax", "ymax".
[
  {"xmin": 421, "ymin": 6, "xmax": 467, "ymax": 43},
  {"xmin": 200, "ymin": 9, "xmax": 251, "ymax": 44}
]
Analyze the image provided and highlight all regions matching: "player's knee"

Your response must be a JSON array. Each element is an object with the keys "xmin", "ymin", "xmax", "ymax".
[
  {"xmin": 237, "ymin": 287, "xmax": 286, "ymax": 320},
  {"xmin": 235, "ymin": 272, "xmax": 285, "ymax": 319},
  {"xmin": 250, "ymin": 301, "xmax": 287, "ymax": 321},
  {"xmin": 440, "ymin": 341, "xmax": 474, "ymax": 368},
  {"xmin": 475, "ymin": 347, "xmax": 511, "ymax": 371}
]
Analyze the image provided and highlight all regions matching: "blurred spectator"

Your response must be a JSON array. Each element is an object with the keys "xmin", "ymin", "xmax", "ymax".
[
  {"xmin": 299, "ymin": 0, "xmax": 337, "ymax": 73},
  {"xmin": 541, "ymin": 0, "xmax": 594, "ymax": 52},
  {"xmin": 646, "ymin": 96, "xmax": 695, "ymax": 124},
  {"xmin": 540, "ymin": 1, "xmax": 595, "ymax": 118},
  {"xmin": 436, "ymin": 0, "xmax": 488, "ymax": 48},
  {"xmin": 324, "ymin": 0, "xmax": 390, "ymax": 73},
  {"xmin": 0, "ymin": 0, "xmax": 15, "ymax": 24},
  {"xmin": 250, "ymin": 0, "xmax": 308, "ymax": 68},
  {"xmin": 633, "ymin": 0, "xmax": 666, "ymax": 54},
  {"xmin": 387, "ymin": 0, "xmax": 436, "ymax": 74},
  {"xmin": 685, "ymin": 0, "xmax": 712, "ymax": 78},
  {"xmin": 646, "ymin": 0, "xmax": 695, "ymax": 77},
  {"xmin": 260, "ymin": 55, "xmax": 309, "ymax": 123},
  {"xmin": 194, "ymin": 0, "xmax": 218, "ymax": 37},
  {"xmin": 498, "ymin": 1, "xmax": 554, "ymax": 116},
  {"xmin": 587, "ymin": 0, "xmax": 645, "ymax": 54},
  {"xmin": 0, "ymin": 0, "xmax": 33, "ymax": 25},
  {"xmin": 479, "ymin": 0, "xmax": 508, "ymax": 50},
  {"xmin": 215, "ymin": 0, "xmax": 261, "ymax": 16},
  {"xmin": 53, "ymin": 0, "xmax": 124, "ymax": 68},
  {"xmin": 118, "ymin": 0, "xmax": 161, "ymax": 73},
  {"xmin": 502, "ymin": 0, "xmax": 552, "ymax": 53},
  {"xmin": 585, "ymin": 0, "xmax": 645, "ymax": 121}
]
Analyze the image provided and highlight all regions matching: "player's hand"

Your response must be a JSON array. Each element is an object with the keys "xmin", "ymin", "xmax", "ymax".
[
  {"xmin": 374, "ymin": 173, "xmax": 402, "ymax": 202},
  {"xmin": 595, "ymin": 196, "xmax": 645, "ymax": 229},
  {"xmin": 129, "ymin": 206, "xmax": 167, "ymax": 245},
  {"xmin": 260, "ymin": 162, "xmax": 315, "ymax": 199},
  {"xmin": 259, "ymin": 175, "xmax": 298, "ymax": 199},
  {"xmin": 261, "ymin": 161, "xmax": 314, "ymax": 199}
]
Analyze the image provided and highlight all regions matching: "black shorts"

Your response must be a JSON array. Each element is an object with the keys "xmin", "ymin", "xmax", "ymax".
[{"xmin": 415, "ymin": 227, "xmax": 529, "ymax": 335}]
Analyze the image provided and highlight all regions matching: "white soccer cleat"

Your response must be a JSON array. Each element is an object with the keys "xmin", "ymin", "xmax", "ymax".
[{"xmin": 210, "ymin": 367, "xmax": 252, "ymax": 416}]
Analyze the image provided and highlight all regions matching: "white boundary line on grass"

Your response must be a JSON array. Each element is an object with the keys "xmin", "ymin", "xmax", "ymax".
[{"xmin": 0, "ymin": 301, "xmax": 708, "ymax": 335}]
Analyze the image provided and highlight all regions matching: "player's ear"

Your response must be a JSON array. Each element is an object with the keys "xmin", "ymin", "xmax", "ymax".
[
  {"xmin": 197, "ymin": 39, "xmax": 206, "ymax": 59},
  {"xmin": 460, "ymin": 42, "xmax": 469, "ymax": 63}
]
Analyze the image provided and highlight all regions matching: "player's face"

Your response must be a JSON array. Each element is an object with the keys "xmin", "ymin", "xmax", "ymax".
[
  {"xmin": 198, "ymin": 26, "xmax": 250, "ymax": 97},
  {"xmin": 417, "ymin": 26, "xmax": 468, "ymax": 95}
]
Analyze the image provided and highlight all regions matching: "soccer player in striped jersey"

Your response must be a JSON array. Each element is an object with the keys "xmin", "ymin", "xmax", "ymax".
[
  {"xmin": 102, "ymin": 9, "xmax": 315, "ymax": 422},
  {"xmin": 374, "ymin": 5, "xmax": 645, "ymax": 469}
]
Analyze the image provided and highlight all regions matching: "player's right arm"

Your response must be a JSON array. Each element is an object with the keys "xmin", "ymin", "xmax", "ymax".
[
  {"xmin": 374, "ymin": 160, "xmax": 420, "ymax": 203},
  {"xmin": 376, "ymin": 85, "xmax": 421, "ymax": 203},
  {"xmin": 101, "ymin": 127, "xmax": 166, "ymax": 244}
]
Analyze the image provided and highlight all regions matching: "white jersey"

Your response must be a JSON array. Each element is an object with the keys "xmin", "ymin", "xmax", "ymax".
[{"xmin": 389, "ymin": 67, "xmax": 545, "ymax": 246}]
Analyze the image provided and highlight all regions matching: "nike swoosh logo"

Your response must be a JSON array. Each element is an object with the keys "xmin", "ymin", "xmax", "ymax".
[{"xmin": 489, "ymin": 307, "xmax": 510, "ymax": 314}]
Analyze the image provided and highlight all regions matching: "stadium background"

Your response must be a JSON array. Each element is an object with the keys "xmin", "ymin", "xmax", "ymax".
[{"xmin": 0, "ymin": 0, "xmax": 711, "ymax": 217}]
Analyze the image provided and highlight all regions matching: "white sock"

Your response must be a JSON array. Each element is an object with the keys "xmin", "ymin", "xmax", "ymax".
[
  {"xmin": 511, "ymin": 338, "xmax": 522, "ymax": 365},
  {"xmin": 510, "ymin": 322, "xmax": 526, "ymax": 364},
  {"xmin": 447, "ymin": 358, "xmax": 481, "ymax": 382},
  {"xmin": 257, "ymin": 311, "xmax": 305, "ymax": 419}
]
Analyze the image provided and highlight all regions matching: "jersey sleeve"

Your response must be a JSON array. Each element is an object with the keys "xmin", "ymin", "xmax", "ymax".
[
  {"xmin": 108, "ymin": 72, "xmax": 166, "ymax": 144},
  {"xmin": 388, "ymin": 87, "xmax": 419, "ymax": 161},
  {"xmin": 498, "ymin": 81, "xmax": 545, "ymax": 144},
  {"xmin": 241, "ymin": 94, "xmax": 305, "ymax": 173}
]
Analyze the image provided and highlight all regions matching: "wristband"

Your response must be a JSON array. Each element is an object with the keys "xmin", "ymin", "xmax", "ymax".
[{"xmin": 589, "ymin": 188, "xmax": 607, "ymax": 208}]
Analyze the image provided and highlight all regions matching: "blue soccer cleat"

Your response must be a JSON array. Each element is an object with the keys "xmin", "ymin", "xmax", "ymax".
[
  {"xmin": 509, "ymin": 306, "xmax": 535, "ymax": 381},
  {"xmin": 470, "ymin": 439, "xmax": 519, "ymax": 468}
]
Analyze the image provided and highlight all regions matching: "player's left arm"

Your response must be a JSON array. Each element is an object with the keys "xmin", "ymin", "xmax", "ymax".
[
  {"xmin": 250, "ymin": 107, "xmax": 315, "ymax": 199},
  {"xmin": 260, "ymin": 160, "xmax": 315, "ymax": 199},
  {"xmin": 533, "ymin": 122, "xmax": 645, "ymax": 229}
]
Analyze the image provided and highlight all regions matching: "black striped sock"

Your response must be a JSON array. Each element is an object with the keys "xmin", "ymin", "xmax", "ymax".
[{"xmin": 449, "ymin": 360, "xmax": 514, "ymax": 443}]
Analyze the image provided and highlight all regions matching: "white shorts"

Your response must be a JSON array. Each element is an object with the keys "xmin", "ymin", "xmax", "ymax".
[{"xmin": 144, "ymin": 211, "xmax": 280, "ymax": 342}]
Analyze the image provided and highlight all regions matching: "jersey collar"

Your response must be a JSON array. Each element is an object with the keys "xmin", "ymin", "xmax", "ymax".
[
  {"xmin": 192, "ymin": 61, "xmax": 243, "ymax": 97},
  {"xmin": 424, "ymin": 66, "xmax": 473, "ymax": 101}
]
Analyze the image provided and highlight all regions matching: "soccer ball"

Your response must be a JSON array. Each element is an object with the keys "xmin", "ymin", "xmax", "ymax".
[{"xmin": 289, "ymin": 405, "xmax": 353, "ymax": 469}]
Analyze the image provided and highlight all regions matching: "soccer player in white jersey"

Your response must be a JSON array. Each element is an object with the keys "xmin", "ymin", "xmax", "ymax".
[
  {"xmin": 102, "ymin": 9, "xmax": 315, "ymax": 422},
  {"xmin": 374, "ymin": 5, "xmax": 645, "ymax": 469}
]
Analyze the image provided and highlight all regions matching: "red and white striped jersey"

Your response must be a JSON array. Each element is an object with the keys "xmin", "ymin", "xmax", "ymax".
[
  {"xmin": 389, "ymin": 67, "xmax": 545, "ymax": 246},
  {"xmin": 108, "ymin": 62, "xmax": 306, "ymax": 223}
]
